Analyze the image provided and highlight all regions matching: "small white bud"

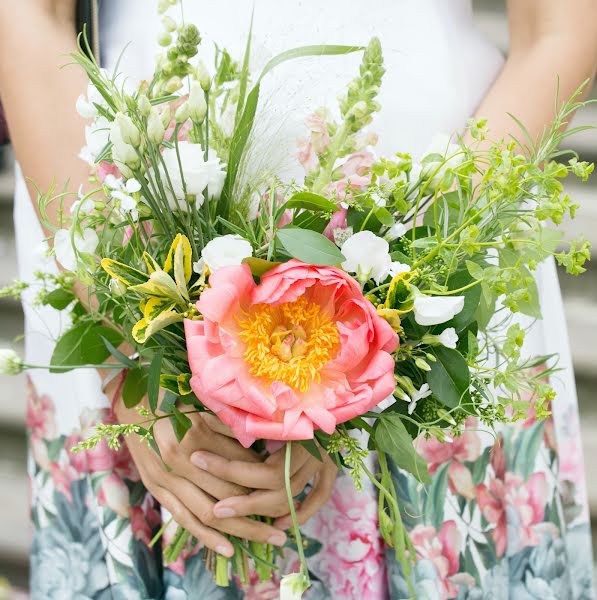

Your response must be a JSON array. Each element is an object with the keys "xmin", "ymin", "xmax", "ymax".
[
  {"xmin": 109, "ymin": 278, "xmax": 127, "ymax": 296},
  {"xmin": 188, "ymin": 82, "xmax": 207, "ymax": 122},
  {"xmin": 138, "ymin": 94, "xmax": 152, "ymax": 118},
  {"xmin": 174, "ymin": 101, "xmax": 191, "ymax": 124},
  {"xmin": 115, "ymin": 112, "xmax": 141, "ymax": 146},
  {"xmin": 195, "ymin": 60, "xmax": 211, "ymax": 91},
  {"xmin": 157, "ymin": 32, "xmax": 172, "ymax": 47},
  {"xmin": 147, "ymin": 107, "xmax": 165, "ymax": 144},
  {"xmin": 0, "ymin": 349, "xmax": 24, "ymax": 376},
  {"xmin": 164, "ymin": 76, "xmax": 183, "ymax": 94},
  {"xmin": 161, "ymin": 16, "xmax": 176, "ymax": 32}
]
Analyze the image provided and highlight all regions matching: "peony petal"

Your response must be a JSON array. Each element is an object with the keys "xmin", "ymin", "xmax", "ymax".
[{"xmin": 304, "ymin": 405, "xmax": 337, "ymax": 434}]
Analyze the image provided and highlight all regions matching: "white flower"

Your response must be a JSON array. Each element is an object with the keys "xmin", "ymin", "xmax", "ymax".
[
  {"xmin": 54, "ymin": 227, "xmax": 99, "ymax": 271},
  {"xmin": 188, "ymin": 82, "xmax": 207, "ymax": 122},
  {"xmin": 0, "ymin": 349, "xmax": 24, "ymax": 376},
  {"xmin": 438, "ymin": 327, "xmax": 459, "ymax": 349},
  {"xmin": 371, "ymin": 191, "xmax": 386, "ymax": 207},
  {"xmin": 385, "ymin": 221, "xmax": 407, "ymax": 242},
  {"xmin": 280, "ymin": 573, "xmax": 308, "ymax": 600},
  {"xmin": 76, "ymin": 77, "xmax": 108, "ymax": 119},
  {"xmin": 109, "ymin": 278, "xmax": 127, "ymax": 296},
  {"xmin": 408, "ymin": 383, "xmax": 432, "ymax": 415},
  {"xmin": 194, "ymin": 234, "xmax": 253, "ymax": 273},
  {"xmin": 420, "ymin": 133, "xmax": 465, "ymax": 186},
  {"xmin": 70, "ymin": 196, "xmax": 95, "ymax": 215},
  {"xmin": 413, "ymin": 295, "xmax": 465, "ymax": 326},
  {"xmin": 159, "ymin": 142, "xmax": 226, "ymax": 209},
  {"xmin": 110, "ymin": 120, "xmax": 140, "ymax": 168},
  {"xmin": 341, "ymin": 231, "xmax": 392, "ymax": 284},
  {"xmin": 105, "ymin": 178, "xmax": 141, "ymax": 221},
  {"xmin": 147, "ymin": 107, "xmax": 165, "ymax": 144},
  {"xmin": 388, "ymin": 262, "xmax": 410, "ymax": 278},
  {"xmin": 79, "ymin": 116, "xmax": 110, "ymax": 165}
]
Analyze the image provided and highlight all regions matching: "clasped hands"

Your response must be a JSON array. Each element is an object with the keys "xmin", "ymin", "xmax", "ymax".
[{"xmin": 125, "ymin": 411, "xmax": 337, "ymax": 557}]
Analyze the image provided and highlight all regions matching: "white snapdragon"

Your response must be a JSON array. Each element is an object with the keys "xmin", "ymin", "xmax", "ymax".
[
  {"xmin": 407, "ymin": 383, "xmax": 432, "ymax": 415},
  {"xmin": 341, "ymin": 231, "xmax": 392, "ymax": 284},
  {"xmin": 413, "ymin": 295, "xmax": 465, "ymax": 326},
  {"xmin": 438, "ymin": 327, "xmax": 459, "ymax": 349},
  {"xmin": 385, "ymin": 221, "xmax": 407, "ymax": 242},
  {"xmin": 0, "ymin": 349, "xmax": 24, "ymax": 376},
  {"xmin": 193, "ymin": 235, "xmax": 253, "ymax": 273},
  {"xmin": 159, "ymin": 142, "xmax": 226, "ymax": 209},
  {"xmin": 54, "ymin": 227, "xmax": 99, "ymax": 271}
]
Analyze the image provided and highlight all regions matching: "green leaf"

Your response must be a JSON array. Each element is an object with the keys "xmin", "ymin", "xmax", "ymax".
[
  {"xmin": 159, "ymin": 390, "xmax": 178, "ymax": 413},
  {"xmin": 258, "ymin": 44, "xmax": 363, "ymax": 82},
  {"xmin": 277, "ymin": 227, "xmax": 345, "ymax": 266},
  {"xmin": 292, "ymin": 212, "xmax": 329, "ymax": 233},
  {"xmin": 426, "ymin": 346, "xmax": 471, "ymax": 409},
  {"xmin": 284, "ymin": 192, "xmax": 338, "ymax": 213},
  {"xmin": 50, "ymin": 323, "xmax": 123, "ymax": 373},
  {"xmin": 43, "ymin": 289, "xmax": 75, "ymax": 310},
  {"xmin": 122, "ymin": 368, "xmax": 148, "ymax": 409},
  {"xmin": 299, "ymin": 439, "xmax": 323, "ymax": 462},
  {"xmin": 242, "ymin": 257, "xmax": 281, "ymax": 277},
  {"xmin": 148, "ymin": 349, "xmax": 164, "ymax": 414},
  {"xmin": 101, "ymin": 337, "xmax": 138, "ymax": 368},
  {"xmin": 171, "ymin": 406, "xmax": 193, "ymax": 442},
  {"xmin": 375, "ymin": 414, "xmax": 431, "ymax": 484}
]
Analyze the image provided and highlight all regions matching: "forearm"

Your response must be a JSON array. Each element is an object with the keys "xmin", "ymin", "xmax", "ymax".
[
  {"xmin": 0, "ymin": 2, "xmax": 88, "ymax": 220},
  {"xmin": 467, "ymin": 23, "xmax": 597, "ymax": 145}
]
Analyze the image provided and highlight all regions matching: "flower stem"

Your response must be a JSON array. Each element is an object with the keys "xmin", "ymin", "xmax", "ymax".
[
  {"xmin": 284, "ymin": 442, "xmax": 309, "ymax": 582},
  {"xmin": 215, "ymin": 553, "xmax": 230, "ymax": 587}
]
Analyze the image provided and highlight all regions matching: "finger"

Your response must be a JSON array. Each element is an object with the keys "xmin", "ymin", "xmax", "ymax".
[
  {"xmin": 174, "ymin": 478, "xmax": 288, "ymax": 546},
  {"xmin": 212, "ymin": 461, "xmax": 318, "ymax": 518},
  {"xmin": 200, "ymin": 413, "xmax": 240, "ymax": 439},
  {"xmin": 153, "ymin": 486, "xmax": 234, "ymax": 557},
  {"xmin": 274, "ymin": 462, "xmax": 337, "ymax": 529},
  {"xmin": 190, "ymin": 446, "xmax": 310, "ymax": 490}
]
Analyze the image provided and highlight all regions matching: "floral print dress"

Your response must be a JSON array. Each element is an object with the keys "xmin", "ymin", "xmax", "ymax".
[
  {"xmin": 18, "ymin": 0, "xmax": 594, "ymax": 598},
  {"xmin": 26, "ymin": 369, "xmax": 594, "ymax": 599}
]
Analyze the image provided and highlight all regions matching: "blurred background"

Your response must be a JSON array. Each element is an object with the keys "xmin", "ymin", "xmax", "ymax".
[{"xmin": 0, "ymin": 0, "xmax": 596, "ymax": 593}]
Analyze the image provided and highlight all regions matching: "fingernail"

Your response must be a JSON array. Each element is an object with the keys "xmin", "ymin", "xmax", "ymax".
[
  {"xmin": 213, "ymin": 506, "xmax": 236, "ymax": 518},
  {"xmin": 190, "ymin": 453, "xmax": 207, "ymax": 470},
  {"xmin": 267, "ymin": 533, "xmax": 287, "ymax": 546},
  {"xmin": 216, "ymin": 545, "xmax": 234, "ymax": 558}
]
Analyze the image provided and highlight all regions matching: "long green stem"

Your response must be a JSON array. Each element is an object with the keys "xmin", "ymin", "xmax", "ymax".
[{"xmin": 285, "ymin": 443, "xmax": 308, "ymax": 578}]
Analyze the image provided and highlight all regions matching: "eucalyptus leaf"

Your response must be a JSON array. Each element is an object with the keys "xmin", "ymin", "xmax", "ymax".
[
  {"xmin": 284, "ymin": 192, "xmax": 338, "ymax": 212},
  {"xmin": 122, "ymin": 368, "xmax": 148, "ymax": 409},
  {"xmin": 148, "ymin": 349, "xmax": 164, "ymax": 414},
  {"xmin": 277, "ymin": 227, "xmax": 345, "ymax": 265}
]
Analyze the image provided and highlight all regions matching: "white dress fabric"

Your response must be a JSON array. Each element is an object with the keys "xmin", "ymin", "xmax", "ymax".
[{"xmin": 14, "ymin": 1, "xmax": 594, "ymax": 599}]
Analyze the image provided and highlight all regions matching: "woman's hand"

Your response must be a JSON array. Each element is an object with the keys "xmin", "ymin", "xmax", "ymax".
[
  {"xmin": 117, "ymin": 404, "xmax": 289, "ymax": 558},
  {"xmin": 192, "ymin": 439, "xmax": 338, "ymax": 530}
]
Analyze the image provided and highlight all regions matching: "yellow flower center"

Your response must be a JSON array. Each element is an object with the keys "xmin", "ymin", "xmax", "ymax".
[{"xmin": 237, "ymin": 296, "xmax": 340, "ymax": 392}]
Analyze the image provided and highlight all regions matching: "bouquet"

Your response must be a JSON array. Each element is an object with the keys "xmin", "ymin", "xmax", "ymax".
[{"xmin": 2, "ymin": 0, "xmax": 593, "ymax": 596}]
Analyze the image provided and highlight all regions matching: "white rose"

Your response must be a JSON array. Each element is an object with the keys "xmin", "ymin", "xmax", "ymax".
[
  {"xmin": 385, "ymin": 221, "xmax": 407, "ymax": 242},
  {"xmin": 0, "ymin": 349, "xmax": 24, "ymax": 376},
  {"xmin": 413, "ymin": 295, "xmax": 465, "ymax": 326},
  {"xmin": 159, "ymin": 142, "xmax": 226, "ymax": 209},
  {"xmin": 194, "ymin": 234, "xmax": 253, "ymax": 273},
  {"xmin": 54, "ymin": 227, "xmax": 99, "ymax": 271},
  {"xmin": 341, "ymin": 230, "xmax": 392, "ymax": 284},
  {"xmin": 437, "ymin": 327, "xmax": 459, "ymax": 349},
  {"xmin": 79, "ymin": 116, "xmax": 110, "ymax": 165}
]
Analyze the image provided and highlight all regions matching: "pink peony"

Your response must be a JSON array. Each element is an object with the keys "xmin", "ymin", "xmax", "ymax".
[
  {"xmin": 476, "ymin": 472, "xmax": 547, "ymax": 557},
  {"xmin": 303, "ymin": 475, "xmax": 387, "ymax": 598},
  {"xmin": 185, "ymin": 260, "xmax": 398, "ymax": 447},
  {"xmin": 416, "ymin": 418, "xmax": 481, "ymax": 500},
  {"xmin": 411, "ymin": 521, "xmax": 461, "ymax": 600}
]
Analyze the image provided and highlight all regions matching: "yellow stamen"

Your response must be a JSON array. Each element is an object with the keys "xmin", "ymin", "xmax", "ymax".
[{"xmin": 237, "ymin": 297, "xmax": 339, "ymax": 392}]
